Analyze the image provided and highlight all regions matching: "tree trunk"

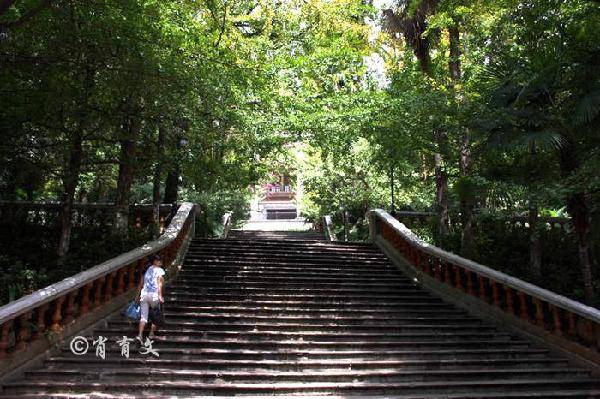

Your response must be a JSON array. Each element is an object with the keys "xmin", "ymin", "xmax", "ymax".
[
  {"xmin": 528, "ymin": 142, "xmax": 542, "ymax": 280},
  {"xmin": 559, "ymin": 139, "xmax": 594, "ymax": 302},
  {"xmin": 163, "ymin": 166, "xmax": 179, "ymax": 204},
  {"xmin": 384, "ymin": 2, "xmax": 448, "ymax": 243},
  {"xmin": 57, "ymin": 132, "xmax": 83, "ymax": 259},
  {"xmin": 459, "ymin": 131, "xmax": 478, "ymax": 258},
  {"xmin": 528, "ymin": 204, "xmax": 542, "ymax": 280},
  {"xmin": 389, "ymin": 165, "xmax": 395, "ymax": 214},
  {"xmin": 114, "ymin": 115, "xmax": 141, "ymax": 235},
  {"xmin": 5, "ymin": 166, "xmax": 17, "ymax": 200},
  {"xmin": 448, "ymin": 24, "xmax": 461, "ymax": 82},
  {"xmin": 568, "ymin": 192, "xmax": 593, "ymax": 303},
  {"xmin": 449, "ymin": 22, "xmax": 475, "ymax": 258},
  {"xmin": 434, "ymin": 132, "xmax": 450, "ymax": 241},
  {"xmin": 152, "ymin": 122, "xmax": 165, "ymax": 238}
]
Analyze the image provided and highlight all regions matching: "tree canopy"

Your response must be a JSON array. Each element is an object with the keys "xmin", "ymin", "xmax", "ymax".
[{"xmin": 1, "ymin": 0, "xmax": 599, "ymax": 303}]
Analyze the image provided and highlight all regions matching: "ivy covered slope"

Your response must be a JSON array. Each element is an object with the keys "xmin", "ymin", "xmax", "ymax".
[{"xmin": 1, "ymin": 0, "xmax": 599, "ymax": 305}]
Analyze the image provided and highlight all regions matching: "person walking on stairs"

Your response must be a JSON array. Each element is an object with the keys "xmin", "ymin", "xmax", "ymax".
[{"xmin": 136, "ymin": 254, "xmax": 165, "ymax": 343}]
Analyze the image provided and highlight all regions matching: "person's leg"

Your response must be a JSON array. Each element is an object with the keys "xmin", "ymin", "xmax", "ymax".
[
  {"xmin": 148, "ymin": 296, "xmax": 159, "ymax": 338},
  {"xmin": 149, "ymin": 323, "xmax": 157, "ymax": 338},
  {"xmin": 138, "ymin": 295, "xmax": 150, "ymax": 342}
]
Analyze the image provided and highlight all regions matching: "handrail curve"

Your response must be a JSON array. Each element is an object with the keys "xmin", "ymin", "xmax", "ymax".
[
  {"xmin": 222, "ymin": 211, "xmax": 233, "ymax": 239},
  {"xmin": 0, "ymin": 202, "xmax": 198, "ymax": 360},
  {"xmin": 368, "ymin": 209, "xmax": 600, "ymax": 356},
  {"xmin": 323, "ymin": 215, "xmax": 337, "ymax": 241}
]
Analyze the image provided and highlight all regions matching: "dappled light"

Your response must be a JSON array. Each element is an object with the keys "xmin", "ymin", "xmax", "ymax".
[{"xmin": 1, "ymin": 0, "xmax": 599, "ymax": 396}]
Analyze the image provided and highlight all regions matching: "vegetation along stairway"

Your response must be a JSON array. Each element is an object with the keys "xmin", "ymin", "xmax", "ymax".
[{"xmin": 1, "ymin": 232, "xmax": 600, "ymax": 397}]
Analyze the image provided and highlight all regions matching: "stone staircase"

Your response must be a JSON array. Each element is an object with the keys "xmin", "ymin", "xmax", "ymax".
[
  {"xmin": 228, "ymin": 229, "xmax": 323, "ymax": 241},
  {"xmin": 1, "ymin": 233, "xmax": 599, "ymax": 397}
]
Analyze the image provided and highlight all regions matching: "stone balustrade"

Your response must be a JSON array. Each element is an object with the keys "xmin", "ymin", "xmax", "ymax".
[
  {"xmin": 0, "ymin": 202, "xmax": 198, "ymax": 371},
  {"xmin": 368, "ymin": 209, "xmax": 599, "ymax": 364}
]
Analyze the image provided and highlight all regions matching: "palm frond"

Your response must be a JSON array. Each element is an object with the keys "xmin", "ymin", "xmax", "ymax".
[
  {"xmin": 573, "ymin": 89, "xmax": 600, "ymax": 126},
  {"xmin": 484, "ymin": 129, "xmax": 565, "ymax": 155},
  {"xmin": 509, "ymin": 130, "xmax": 565, "ymax": 153}
]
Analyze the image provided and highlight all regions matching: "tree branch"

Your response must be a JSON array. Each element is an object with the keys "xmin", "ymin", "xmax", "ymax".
[
  {"xmin": 0, "ymin": 0, "xmax": 17, "ymax": 17},
  {"xmin": 1, "ymin": 0, "xmax": 52, "ymax": 29}
]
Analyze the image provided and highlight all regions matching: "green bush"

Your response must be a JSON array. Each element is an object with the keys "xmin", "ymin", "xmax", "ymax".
[{"xmin": 184, "ymin": 189, "xmax": 251, "ymax": 238}]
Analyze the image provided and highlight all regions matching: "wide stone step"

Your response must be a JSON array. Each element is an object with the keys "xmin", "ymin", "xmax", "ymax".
[
  {"xmin": 173, "ymin": 276, "xmax": 412, "ymax": 284},
  {"xmin": 183, "ymin": 259, "xmax": 395, "ymax": 270},
  {"xmin": 165, "ymin": 292, "xmax": 441, "ymax": 302},
  {"xmin": 163, "ymin": 298, "xmax": 448, "ymax": 308},
  {"xmin": 72, "ymin": 335, "xmax": 528, "ymax": 350},
  {"xmin": 5, "ymin": 378, "xmax": 598, "ymax": 396},
  {"xmin": 162, "ymin": 302, "xmax": 455, "ymax": 312},
  {"xmin": 158, "ymin": 305, "xmax": 465, "ymax": 317},
  {"xmin": 4, "ymin": 389, "xmax": 600, "ymax": 399},
  {"xmin": 186, "ymin": 252, "xmax": 389, "ymax": 263},
  {"xmin": 153, "ymin": 312, "xmax": 485, "ymax": 324},
  {"xmin": 179, "ymin": 266, "xmax": 403, "ymax": 275},
  {"xmin": 25, "ymin": 367, "xmax": 592, "ymax": 384},
  {"xmin": 189, "ymin": 247, "xmax": 381, "ymax": 257},
  {"xmin": 187, "ymin": 247, "xmax": 385, "ymax": 257},
  {"xmin": 228, "ymin": 231, "xmax": 323, "ymax": 238},
  {"xmin": 168, "ymin": 284, "xmax": 425, "ymax": 294},
  {"xmin": 179, "ymin": 266, "xmax": 401, "ymax": 276},
  {"xmin": 191, "ymin": 240, "xmax": 381, "ymax": 250},
  {"xmin": 107, "ymin": 320, "xmax": 500, "ymax": 333},
  {"xmin": 56, "ymin": 346, "xmax": 552, "ymax": 361},
  {"xmin": 43, "ymin": 356, "xmax": 571, "ymax": 372},
  {"xmin": 93, "ymin": 327, "xmax": 511, "ymax": 342},
  {"xmin": 185, "ymin": 251, "xmax": 389, "ymax": 263},
  {"xmin": 5, "ymin": 236, "xmax": 597, "ymax": 398},
  {"xmin": 193, "ymin": 238, "xmax": 374, "ymax": 246}
]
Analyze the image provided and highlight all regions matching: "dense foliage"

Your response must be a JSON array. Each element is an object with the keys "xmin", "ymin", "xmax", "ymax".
[{"xmin": 1, "ymin": 0, "xmax": 599, "ymax": 304}]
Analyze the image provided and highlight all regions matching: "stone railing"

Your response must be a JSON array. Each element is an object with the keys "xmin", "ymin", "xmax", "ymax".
[
  {"xmin": 393, "ymin": 210, "xmax": 572, "ymax": 231},
  {"xmin": 0, "ymin": 201, "xmax": 175, "ymax": 231},
  {"xmin": 368, "ymin": 209, "xmax": 600, "ymax": 365},
  {"xmin": 0, "ymin": 202, "xmax": 198, "ymax": 376},
  {"xmin": 222, "ymin": 212, "xmax": 233, "ymax": 238},
  {"xmin": 323, "ymin": 215, "xmax": 337, "ymax": 241}
]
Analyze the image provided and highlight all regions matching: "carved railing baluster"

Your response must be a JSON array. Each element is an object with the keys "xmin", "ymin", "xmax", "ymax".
[
  {"xmin": 454, "ymin": 265, "xmax": 463, "ymax": 291},
  {"xmin": 466, "ymin": 271, "xmax": 474, "ymax": 296},
  {"xmin": 533, "ymin": 298, "xmax": 544, "ymax": 327},
  {"xmin": 0, "ymin": 321, "xmax": 12, "ymax": 359},
  {"xmin": 478, "ymin": 275, "xmax": 487, "ymax": 302},
  {"xmin": 127, "ymin": 264, "xmax": 136, "ymax": 290},
  {"xmin": 568, "ymin": 312, "xmax": 576, "ymax": 336},
  {"xmin": 504, "ymin": 286, "xmax": 515, "ymax": 315},
  {"xmin": 80, "ymin": 283, "xmax": 92, "ymax": 316},
  {"xmin": 367, "ymin": 208, "xmax": 600, "ymax": 362},
  {"xmin": 50, "ymin": 297, "xmax": 65, "ymax": 333},
  {"xmin": 104, "ymin": 272, "xmax": 115, "ymax": 302},
  {"xmin": 550, "ymin": 305, "xmax": 562, "ymax": 336},
  {"xmin": 423, "ymin": 255, "xmax": 431, "ymax": 275},
  {"xmin": 434, "ymin": 258, "xmax": 442, "ymax": 281},
  {"xmin": 492, "ymin": 281, "xmax": 500, "ymax": 307},
  {"xmin": 0, "ymin": 203, "xmax": 196, "ymax": 365},
  {"xmin": 15, "ymin": 312, "xmax": 31, "ymax": 351},
  {"xmin": 93, "ymin": 277, "xmax": 105, "ymax": 309},
  {"xmin": 518, "ymin": 291, "xmax": 529, "ymax": 321},
  {"xmin": 116, "ymin": 268, "xmax": 126, "ymax": 295},
  {"xmin": 33, "ymin": 304, "xmax": 48, "ymax": 340},
  {"xmin": 63, "ymin": 291, "xmax": 77, "ymax": 324},
  {"xmin": 443, "ymin": 261, "xmax": 451, "ymax": 284}
]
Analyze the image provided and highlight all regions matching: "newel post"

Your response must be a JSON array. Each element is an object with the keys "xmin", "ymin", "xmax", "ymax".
[{"xmin": 368, "ymin": 211, "xmax": 378, "ymax": 243}]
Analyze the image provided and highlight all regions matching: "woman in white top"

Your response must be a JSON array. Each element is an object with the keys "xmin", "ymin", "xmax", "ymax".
[{"xmin": 136, "ymin": 254, "xmax": 165, "ymax": 343}]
